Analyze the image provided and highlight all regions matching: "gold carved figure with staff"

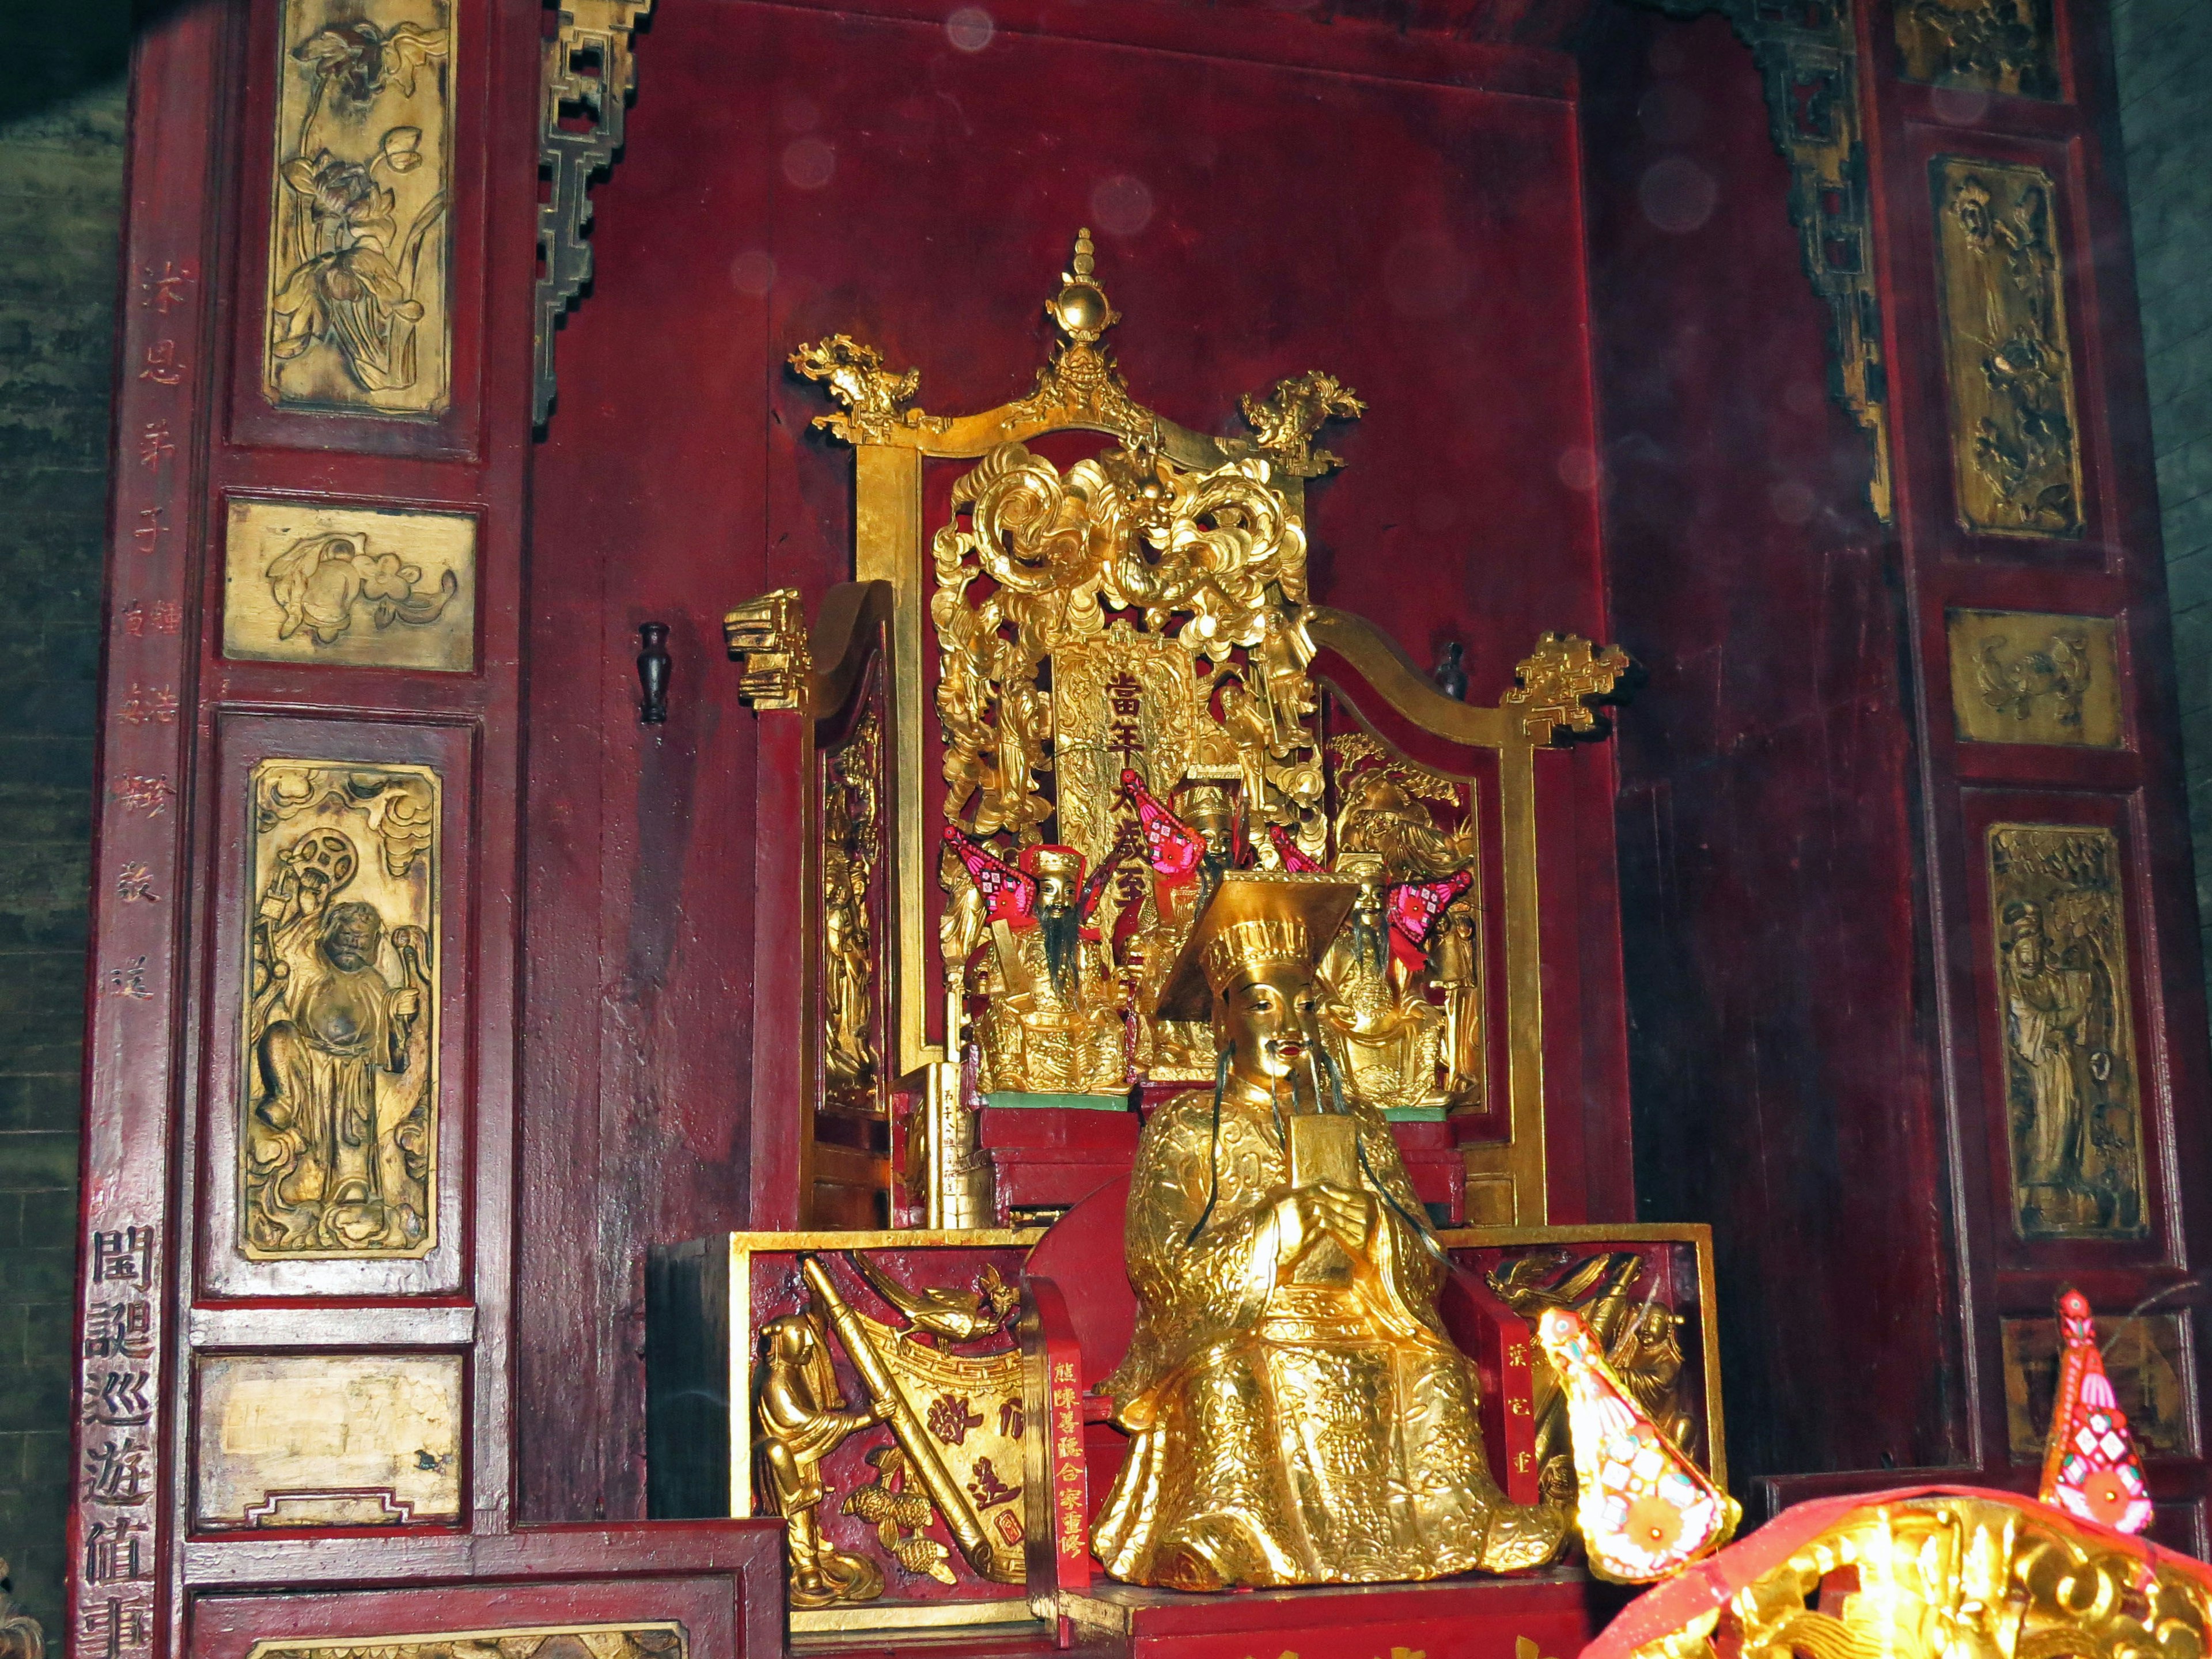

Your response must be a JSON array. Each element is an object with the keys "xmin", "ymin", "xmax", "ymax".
[{"xmin": 1093, "ymin": 872, "xmax": 1567, "ymax": 1589}]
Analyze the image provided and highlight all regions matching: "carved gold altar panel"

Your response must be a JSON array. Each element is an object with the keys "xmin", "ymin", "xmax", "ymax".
[
  {"xmin": 2003, "ymin": 1311, "xmax": 2195, "ymax": 1461},
  {"xmin": 193, "ymin": 1351, "xmax": 462, "ymax": 1526},
  {"xmin": 1934, "ymin": 158, "xmax": 2084, "ymax": 537},
  {"xmin": 1947, "ymin": 610, "xmax": 2121, "ymax": 749},
  {"xmin": 247, "ymin": 1624, "xmax": 685, "ymax": 1659},
  {"xmin": 224, "ymin": 498, "xmax": 476, "ymax": 672},
  {"xmin": 241, "ymin": 759, "xmax": 440, "ymax": 1259},
  {"xmin": 659, "ymin": 1232, "xmax": 1041, "ymax": 1633},
  {"xmin": 1897, "ymin": 0, "xmax": 2059, "ymax": 99},
  {"xmin": 823, "ymin": 703, "xmax": 885, "ymax": 1119},
  {"xmin": 265, "ymin": 0, "xmax": 453, "ymax": 416},
  {"xmin": 1986, "ymin": 824, "xmax": 2146, "ymax": 1240}
]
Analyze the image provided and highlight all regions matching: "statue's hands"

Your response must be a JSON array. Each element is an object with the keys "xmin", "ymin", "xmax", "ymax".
[
  {"xmin": 389, "ymin": 986, "xmax": 423, "ymax": 1022},
  {"xmin": 1271, "ymin": 1182, "xmax": 1376, "ymax": 1266},
  {"xmin": 1309, "ymin": 1181, "xmax": 1377, "ymax": 1252}
]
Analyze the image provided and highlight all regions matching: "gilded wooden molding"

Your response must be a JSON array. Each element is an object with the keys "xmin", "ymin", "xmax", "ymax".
[
  {"xmin": 725, "ymin": 587, "xmax": 812, "ymax": 711},
  {"xmin": 535, "ymin": 0, "xmax": 652, "ymax": 426},
  {"xmin": 1638, "ymin": 0, "xmax": 1893, "ymax": 524}
]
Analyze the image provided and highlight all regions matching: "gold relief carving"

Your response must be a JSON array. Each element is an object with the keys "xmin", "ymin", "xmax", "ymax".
[
  {"xmin": 267, "ymin": 0, "xmax": 452, "ymax": 415},
  {"xmin": 824, "ymin": 708, "xmax": 882, "ymax": 1110},
  {"xmin": 1225, "ymin": 370, "xmax": 1368, "ymax": 480},
  {"xmin": 248, "ymin": 1625, "xmax": 683, "ymax": 1659},
  {"xmin": 2003, "ymin": 1312, "xmax": 2195, "ymax": 1463},
  {"xmin": 244, "ymin": 761, "xmax": 438, "ymax": 1258},
  {"xmin": 1487, "ymin": 1250, "xmax": 1699, "ymax": 1502},
  {"xmin": 1988, "ymin": 824, "xmax": 2146, "ymax": 1239},
  {"xmin": 1502, "ymin": 633, "xmax": 1631, "ymax": 740},
  {"xmin": 1948, "ymin": 609, "xmax": 2121, "ymax": 749},
  {"xmin": 757, "ymin": 1311, "xmax": 892, "ymax": 1606},
  {"xmin": 790, "ymin": 337, "xmax": 948, "ymax": 445},
  {"xmin": 1936, "ymin": 158, "xmax": 2084, "ymax": 536},
  {"xmin": 193, "ymin": 1351, "xmax": 461, "ymax": 1526},
  {"xmin": 725, "ymin": 588, "xmax": 812, "ymax": 711},
  {"xmin": 1897, "ymin": 0, "xmax": 2058, "ymax": 99},
  {"xmin": 1616, "ymin": 1494, "xmax": 2211, "ymax": 1659},
  {"xmin": 224, "ymin": 498, "xmax": 474, "ymax": 672},
  {"xmin": 535, "ymin": 0, "xmax": 653, "ymax": 425}
]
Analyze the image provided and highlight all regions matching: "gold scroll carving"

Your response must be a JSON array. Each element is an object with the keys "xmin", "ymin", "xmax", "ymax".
[
  {"xmin": 824, "ymin": 707, "xmax": 882, "ymax": 1111},
  {"xmin": 224, "ymin": 498, "xmax": 474, "ymax": 672},
  {"xmin": 725, "ymin": 588, "xmax": 811, "ymax": 711},
  {"xmin": 267, "ymin": 0, "xmax": 452, "ymax": 415},
  {"xmin": 1935, "ymin": 158, "xmax": 2084, "ymax": 537},
  {"xmin": 1988, "ymin": 824, "xmax": 2145, "ymax": 1240},
  {"xmin": 194, "ymin": 1351, "xmax": 460, "ymax": 1526},
  {"xmin": 248, "ymin": 1625, "xmax": 684, "ymax": 1659},
  {"xmin": 1896, "ymin": 0, "xmax": 2058, "ymax": 99},
  {"xmin": 1613, "ymin": 1493, "xmax": 2210, "ymax": 1659},
  {"xmin": 1948, "ymin": 609, "xmax": 2121, "ymax": 749},
  {"xmin": 243, "ymin": 760, "xmax": 438, "ymax": 1258},
  {"xmin": 2003, "ymin": 1312, "xmax": 2195, "ymax": 1462}
]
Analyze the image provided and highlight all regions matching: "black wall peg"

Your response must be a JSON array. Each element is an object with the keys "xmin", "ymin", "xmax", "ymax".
[
  {"xmin": 1431, "ymin": 639, "xmax": 1468, "ymax": 701},
  {"xmin": 637, "ymin": 622, "xmax": 671, "ymax": 724}
]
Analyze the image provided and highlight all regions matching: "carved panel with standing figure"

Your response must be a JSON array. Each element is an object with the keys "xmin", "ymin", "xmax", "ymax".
[
  {"xmin": 1988, "ymin": 824, "xmax": 2145, "ymax": 1239},
  {"xmin": 243, "ymin": 760, "xmax": 439, "ymax": 1257},
  {"xmin": 1934, "ymin": 158, "xmax": 2084, "ymax": 537},
  {"xmin": 265, "ymin": 0, "xmax": 453, "ymax": 415}
]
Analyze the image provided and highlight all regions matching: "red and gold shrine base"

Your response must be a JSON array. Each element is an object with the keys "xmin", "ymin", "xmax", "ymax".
[{"xmin": 1060, "ymin": 1571, "xmax": 1596, "ymax": 1659}]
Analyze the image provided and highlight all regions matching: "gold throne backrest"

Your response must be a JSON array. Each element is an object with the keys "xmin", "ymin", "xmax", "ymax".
[{"xmin": 736, "ymin": 230, "xmax": 1627, "ymax": 1231}]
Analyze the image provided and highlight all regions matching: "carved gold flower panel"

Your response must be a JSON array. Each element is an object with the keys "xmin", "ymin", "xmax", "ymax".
[
  {"xmin": 193, "ymin": 1351, "xmax": 461, "ymax": 1527},
  {"xmin": 265, "ymin": 0, "xmax": 454, "ymax": 416},
  {"xmin": 241, "ymin": 759, "xmax": 440, "ymax": 1259},
  {"xmin": 1897, "ymin": 0, "xmax": 2059, "ymax": 99},
  {"xmin": 1987, "ymin": 824, "xmax": 2147, "ymax": 1241},
  {"xmin": 1933, "ymin": 158, "xmax": 2085, "ymax": 537},
  {"xmin": 1947, "ymin": 609, "xmax": 2121, "ymax": 748},
  {"xmin": 2002, "ymin": 1313, "xmax": 2195, "ymax": 1463},
  {"xmin": 225, "ymin": 498, "xmax": 475, "ymax": 672}
]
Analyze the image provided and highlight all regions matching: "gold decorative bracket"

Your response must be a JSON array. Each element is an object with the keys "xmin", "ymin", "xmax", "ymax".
[
  {"xmin": 725, "ymin": 587, "xmax": 812, "ymax": 711},
  {"xmin": 1503, "ymin": 633, "xmax": 1632, "ymax": 741},
  {"xmin": 534, "ymin": 0, "xmax": 652, "ymax": 426},
  {"xmin": 1635, "ymin": 0, "xmax": 1894, "ymax": 524}
]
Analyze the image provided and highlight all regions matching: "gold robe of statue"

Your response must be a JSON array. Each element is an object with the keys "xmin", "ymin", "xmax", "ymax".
[{"xmin": 1093, "ymin": 873, "xmax": 1566, "ymax": 1591}]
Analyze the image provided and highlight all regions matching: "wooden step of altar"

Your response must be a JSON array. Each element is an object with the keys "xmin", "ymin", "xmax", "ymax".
[{"xmin": 1060, "ymin": 1570, "xmax": 1599, "ymax": 1659}]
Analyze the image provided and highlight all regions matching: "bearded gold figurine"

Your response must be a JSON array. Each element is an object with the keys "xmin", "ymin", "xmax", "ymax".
[
  {"xmin": 1092, "ymin": 873, "xmax": 1567, "ymax": 1590},
  {"xmin": 944, "ymin": 830, "xmax": 1131, "ymax": 1097}
]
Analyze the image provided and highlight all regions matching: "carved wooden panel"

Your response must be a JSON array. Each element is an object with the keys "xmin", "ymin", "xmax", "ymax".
[
  {"xmin": 224, "ymin": 498, "xmax": 476, "ymax": 671},
  {"xmin": 1986, "ymin": 823, "xmax": 2146, "ymax": 1241},
  {"xmin": 1895, "ymin": 0, "xmax": 2059, "ymax": 100},
  {"xmin": 265, "ymin": 0, "xmax": 453, "ymax": 415},
  {"xmin": 192, "ymin": 1351, "xmax": 464, "ymax": 1527},
  {"xmin": 1932, "ymin": 157, "xmax": 2084, "ymax": 537},
  {"xmin": 248, "ymin": 1627, "xmax": 682, "ymax": 1659},
  {"xmin": 2002, "ymin": 1313, "xmax": 2196, "ymax": 1463},
  {"xmin": 242, "ymin": 759, "xmax": 440, "ymax": 1259},
  {"xmin": 1947, "ymin": 610, "xmax": 2122, "ymax": 749}
]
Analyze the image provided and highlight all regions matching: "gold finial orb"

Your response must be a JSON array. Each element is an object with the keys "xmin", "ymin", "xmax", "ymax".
[{"xmin": 1047, "ymin": 226, "xmax": 1119, "ymax": 343}]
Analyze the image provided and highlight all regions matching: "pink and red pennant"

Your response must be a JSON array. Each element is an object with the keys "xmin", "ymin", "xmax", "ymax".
[{"xmin": 2039, "ymin": 1287, "xmax": 2154, "ymax": 1535}]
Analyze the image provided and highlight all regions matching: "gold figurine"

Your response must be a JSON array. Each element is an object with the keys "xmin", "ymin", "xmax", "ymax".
[
  {"xmin": 1092, "ymin": 872, "xmax": 1567, "ymax": 1589},
  {"xmin": 756, "ymin": 1312, "xmax": 888, "ymax": 1608}
]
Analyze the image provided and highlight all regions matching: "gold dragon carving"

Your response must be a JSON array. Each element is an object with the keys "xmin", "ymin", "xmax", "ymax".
[{"xmin": 1623, "ymin": 1494, "xmax": 2211, "ymax": 1659}]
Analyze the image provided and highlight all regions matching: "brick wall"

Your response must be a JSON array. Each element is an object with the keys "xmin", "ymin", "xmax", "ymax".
[
  {"xmin": 0, "ymin": 1, "xmax": 130, "ymax": 1640},
  {"xmin": 2113, "ymin": 0, "xmax": 2212, "ymax": 994}
]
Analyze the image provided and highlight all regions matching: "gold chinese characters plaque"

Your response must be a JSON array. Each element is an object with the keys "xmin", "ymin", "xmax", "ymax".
[
  {"xmin": 1934, "ymin": 158, "xmax": 2084, "ymax": 537},
  {"xmin": 243, "ymin": 760, "xmax": 439, "ymax": 1258},
  {"xmin": 1988, "ymin": 824, "xmax": 2146, "ymax": 1239},
  {"xmin": 1948, "ymin": 610, "xmax": 2121, "ymax": 749},
  {"xmin": 266, "ymin": 0, "xmax": 453, "ymax": 415},
  {"xmin": 225, "ymin": 498, "xmax": 475, "ymax": 672},
  {"xmin": 194, "ymin": 1350, "xmax": 461, "ymax": 1526}
]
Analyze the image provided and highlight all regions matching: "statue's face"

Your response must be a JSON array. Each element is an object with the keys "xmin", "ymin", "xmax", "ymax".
[
  {"xmin": 1036, "ymin": 872, "xmax": 1074, "ymax": 918},
  {"xmin": 1354, "ymin": 884, "xmax": 1384, "ymax": 921},
  {"xmin": 324, "ymin": 904, "xmax": 382, "ymax": 971},
  {"xmin": 1221, "ymin": 965, "xmax": 1320, "ymax": 1086}
]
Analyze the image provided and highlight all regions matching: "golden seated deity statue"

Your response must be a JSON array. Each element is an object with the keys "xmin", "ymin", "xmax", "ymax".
[{"xmin": 1092, "ymin": 872, "xmax": 1568, "ymax": 1590}]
